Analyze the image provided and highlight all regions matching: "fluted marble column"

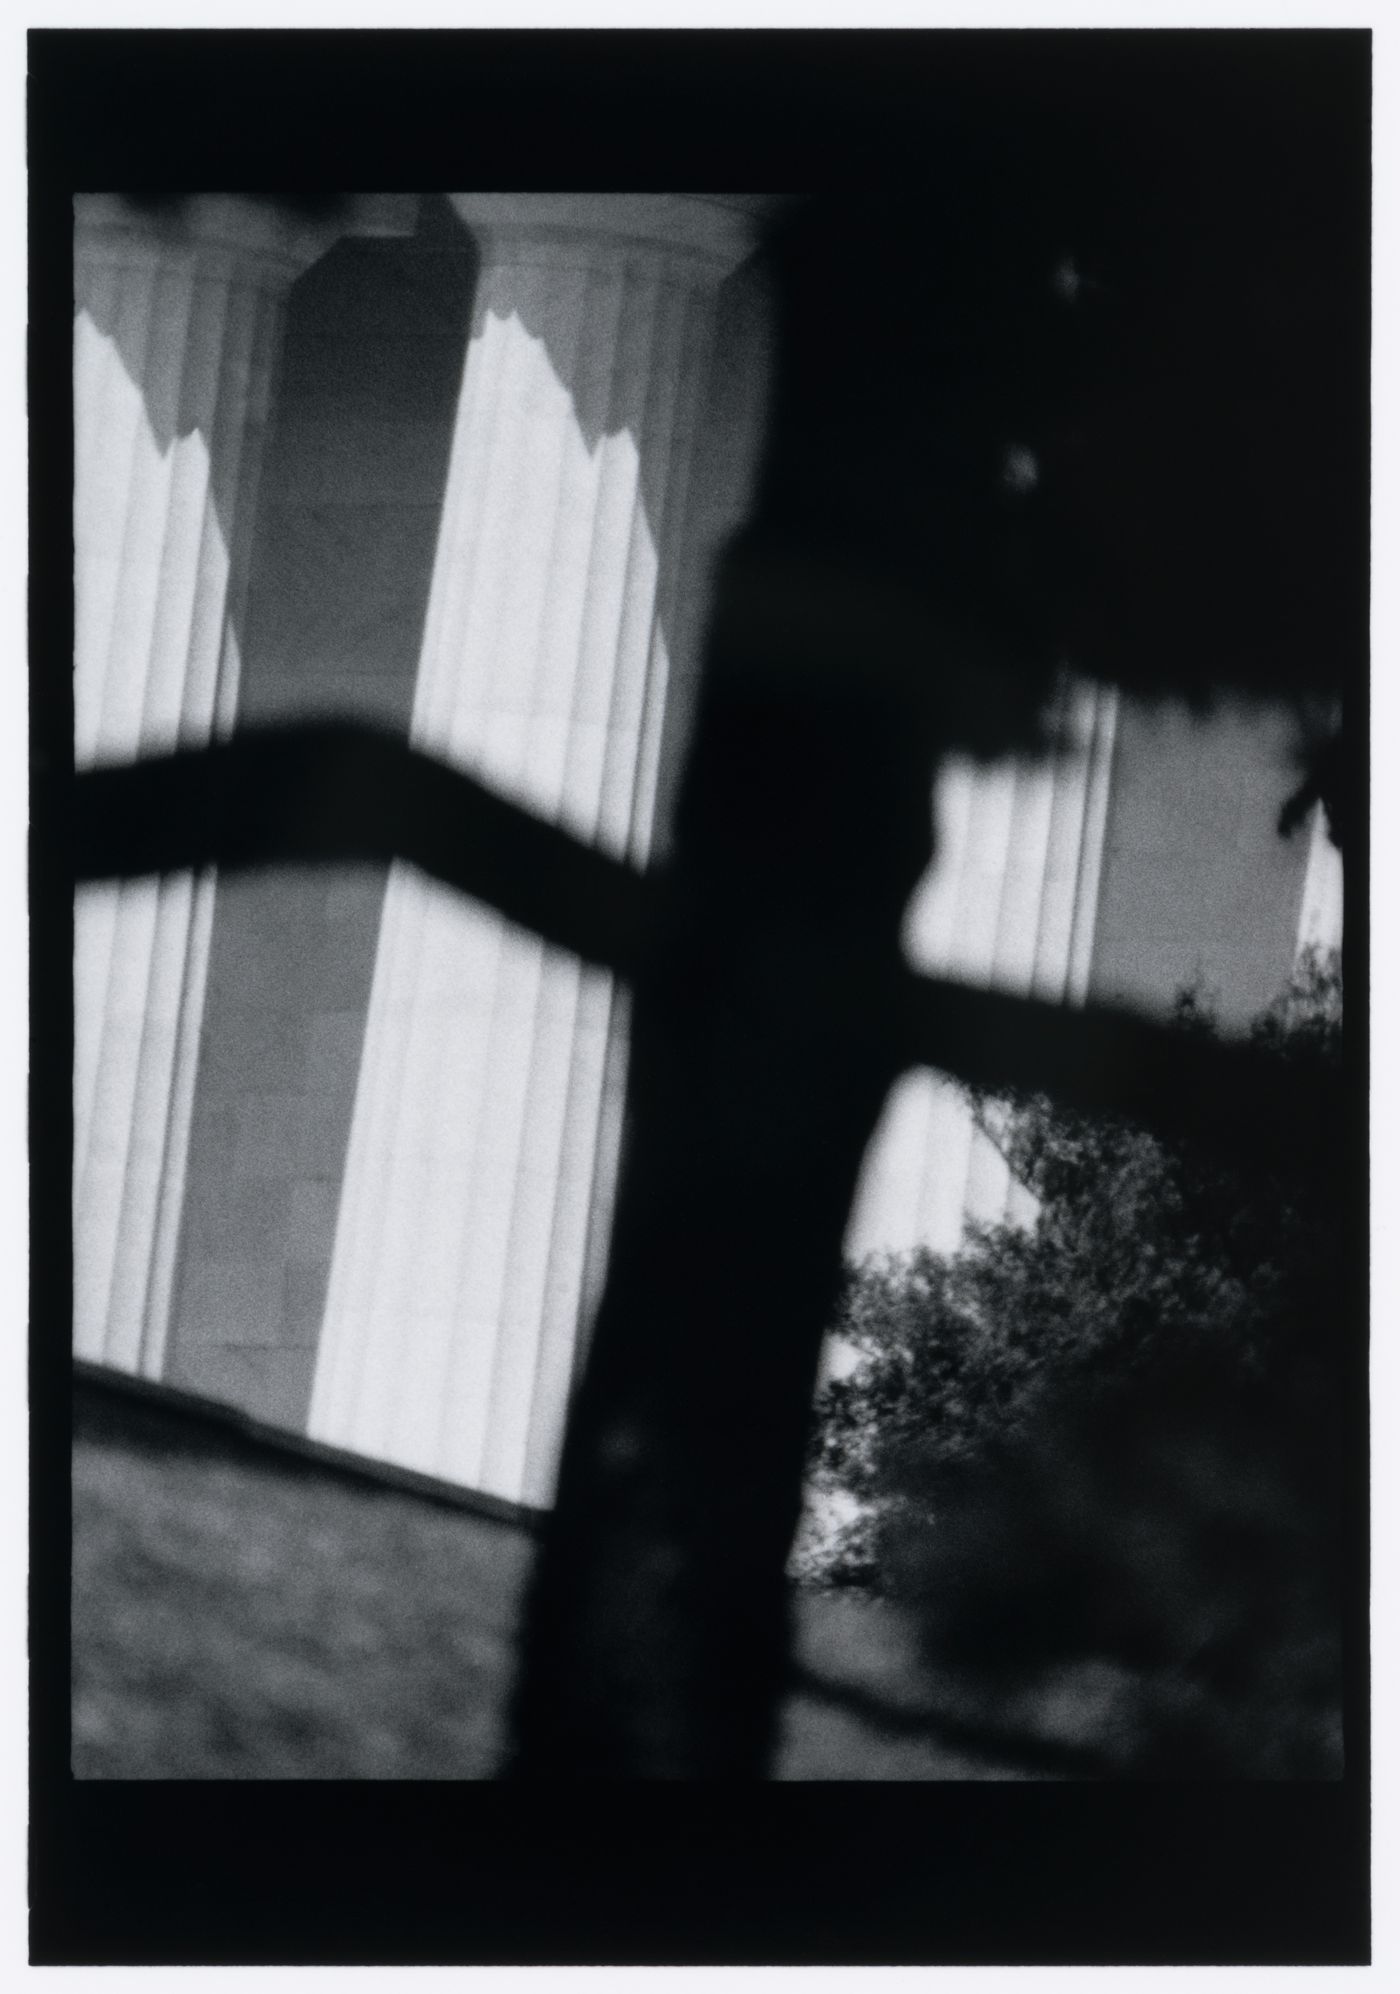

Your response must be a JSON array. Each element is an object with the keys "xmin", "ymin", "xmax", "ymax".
[
  {"xmin": 73, "ymin": 193, "xmax": 415, "ymax": 1378},
  {"xmin": 310, "ymin": 196, "xmax": 760, "ymax": 1506},
  {"xmin": 846, "ymin": 678, "xmax": 1119, "ymax": 1257}
]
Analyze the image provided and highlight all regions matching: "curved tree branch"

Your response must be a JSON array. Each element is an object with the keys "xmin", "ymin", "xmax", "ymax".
[
  {"xmin": 72, "ymin": 720, "xmax": 656, "ymax": 979},
  {"xmin": 898, "ymin": 973, "xmax": 1344, "ymax": 1179},
  {"xmin": 72, "ymin": 720, "xmax": 1341, "ymax": 1180}
]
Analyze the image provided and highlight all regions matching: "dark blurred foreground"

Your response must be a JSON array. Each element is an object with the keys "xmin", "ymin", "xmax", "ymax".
[{"xmin": 73, "ymin": 1365, "xmax": 1046, "ymax": 1781}]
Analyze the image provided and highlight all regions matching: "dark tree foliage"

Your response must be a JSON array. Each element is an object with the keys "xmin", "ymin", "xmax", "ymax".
[{"xmin": 802, "ymin": 952, "xmax": 1345, "ymax": 1777}]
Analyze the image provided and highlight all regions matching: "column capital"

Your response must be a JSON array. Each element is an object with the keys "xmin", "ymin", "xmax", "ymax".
[
  {"xmin": 74, "ymin": 193, "xmax": 420, "ymax": 287},
  {"xmin": 447, "ymin": 193, "xmax": 766, "ymax": 284}
]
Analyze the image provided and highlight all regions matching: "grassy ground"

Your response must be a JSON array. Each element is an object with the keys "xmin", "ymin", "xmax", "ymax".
[{"xmin": 71, "ymin": 1376, "xmax": 1034, "ymax": 1781}]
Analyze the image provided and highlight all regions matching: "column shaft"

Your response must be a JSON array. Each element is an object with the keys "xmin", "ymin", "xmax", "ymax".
[
  {"xmin": 311, "ymin": 198, "xmax": 759, "ymax": 1506},
  {"xmin": 74, "ymin": 209, "xmax": 286, "ymax": 1376},
  {"xmin": 845, "ymin": 679, "xmax": 1119, "ymax": 1260},
  {"xmin": 73, "ymin": 194, "xmax": 416, "ymax": 1379}
]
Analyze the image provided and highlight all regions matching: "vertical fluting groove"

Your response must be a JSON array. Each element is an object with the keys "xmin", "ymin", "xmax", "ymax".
[
  {"xmin": 140, "ymin": 265, "xmax": 227, "ymax": 744},
  {"xmin": 456, "ymin": 268, "xmax": 633, "ymax": 1481},
  {"xmin": 429, "ymin": 268, "xmax": 605, "ymax": 1479},
  {"xmin": 590, "ymin": 274, "xmax": 683, "ymax": 860},
  {"xmin": 1030, "ymin": 682, "xmax": 1095, "ymax": 1005},
  {"xmin": 311, "ymin": 209, "xmax": 753, "ymax": 1503},
  {"xmin": 96, "ymin": 258, "xmax": 198, "ymax": 751},
  {"xmin": 503, "ymin": 269, "xmax": 703, "ymax": 1497},
  {"xmin": 510, "ymin": 268, "xmax": 644, "ymax": 1500},
  {"xmin": 83, "ymin": 877, "xmax": 159, "ymax": 1335},
  {"xmin": 103, "ymin": 877, "xmax": 186, "ymax": 1369},
  {"xmin": 341, "ymin": 298, "xmax": 546, "ymax": 1462},
  {"xmin": 323, "ymin": 289, "xmax": 541, "ymax": 1468},
  {"xmin": 849, "ymin": 1072, "xmax": 932, "ymax": 1257},
  {"xmin": 73, "ymin": 890, "xmax": 120, "ymax": 1195},
  {"xmin": 74, "ymin": 968, "xmax": 151, "ymax": 1354},
  {"xmin": 412, "ymin": 297, "xmax": 513, "ymax": 751},
  {"xmin": 440, "ymin": 272, "xmax": 601, "ymax": 1486},
  {"xmin": 82, "ymin": 226, "xmax": 191, "ymax": 1355},
  {"xmin": 956, "ymin": 763, "xmax": 1021, "ymax": 978},
  {"xmin": 845, "ymin": 754, "xmax": 970, "ymax": 1261},
  {"xmin": 368, "ymin": 880, "xmax": 480, "ymax": 1467},
  {"xmin": 308, "ymin": 261, "xmax": 503, "ymax": 1437},
  {"xmin": 75, "ymin": 211, "xmax": 324, "ymax": 1381},
  {"xmin": 77, "ymin": 252, "xmax": 180, "ymax": 1354},
  {"xmin": 852, "ymin": 681, "xmax": 1120, "ymax": 1259},
  {"xmin": 470, "ymin": 265, "xmax": 669, "ymax": 1488},
  {"xmin": 569, "ymin": 977, "xmax": 631, "ymax": 1351},
  {"xmin": 943, "ymin": 763, "xmax": 1019, "ymax": 1228},
  {"xmin": 439, "ymin": 270, "xmax": 560, "ymax": 759},
  {"xmin": 1067, "ymin": 684, "xmax": 1119, "ymax": 1005},
  {"xmin": 72, "ymin": 261, "xmax": 119, "ymax": 503},
  {"xmin": 104, "ymin": 270, "xmax": 245, "ymax": 1367},
  {"xmin": 314, "ymin": 871, "xmax": 431, "ymax": 1453},
  {"xmin": 194, "ymin": 267, "xmax": 257, "ymax": 729},
  {"xmin": 909, "ymin": 762, "xmax": 980, "ymax": 1247},
  {"xmin": 476, "ymin": 264, "xmax": 638, "ymax": 1494},
  {"xmin": 549, "ymin": 271, "xmax": 654, "ymax": 836},
  {"xmin": 519, "ymin": 965, "xmax": 611, "ymax": 1504},
  {"xmin": 142, "ymin": 870, "xmax": 217, "ymax": 1378},
  {"xmin": 975, "ymin": 746, "xmax": 1062, "ymax": 1224},
  {"xmin": 114, "ymin": 875, "xmax": 202, "ymax": 1365},
  {"xmin": 212, "ymin": 278, "xmax": 281, "ymax": 740},
  {"xmin": 79, "ymin": 253, "xmax": 245, "ymax": 1373},
  {"xmin": 993, "ymin": 752, "xmax": 1060, "ymax": 991},
  {"xmin": 159, "ymin": 272, "xmax": 284, "ymax": 1388},
  {"xmin": 74, "ymin": 252, "xmax": 172, "ymax": 1338},
  {"xmin": 83, "ymin": 251, "xmax": 162, "ymax": 743},
  {"xmin": 72, "ymin": 252, "xmax": 140, "ymax": 1335},
  {"xmin": 476, "ymin": 272, "xmax": 592, "ymax": 790},
  {"xmin": 591, "ymin": 275, "xmax": 685, "ymax": 851},
  {"xmin": 474, "ymin": 940, "xmax": 581, "ymax": 1494},
  {"xmin": 926, "ymin": 760, "xmax": 1007, "ymax": 1246},
  {"xmin": 491, "ymin": 269, "xmax": 676, "ymax": 1475},
  {"xmin": 964, "ymin": 762, "xmax": 1027, "ymax": 1226},
  {"xmin": 514, "ymin": 278, "xmax": 716, "ymax": 1495},
  {"xmin": 72, "ymin": 267, "xmax": 124, "ymax": 693},
  {"xmin": 155, "ymin": 274, "xmax": 236, "ymax": 741},
  {"xmin": 624, "ymin": 285, "xmax": 713, "ymax": 865},
  {"xmin": 522, "ymin": 264, "xmax": 630, "ymax": 821},
  {"xmin": 551, "ymin": 283, "xmax": 727, "ymax": 1448},
  {"xmin": 74, "ymin": 250, "xmax": 159, "ymax": 761}
]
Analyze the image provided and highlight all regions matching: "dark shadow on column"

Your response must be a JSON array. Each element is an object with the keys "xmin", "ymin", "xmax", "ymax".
[{"xmin": 163, "ymin": 198, "xmax": 478, "ymax": 1430}]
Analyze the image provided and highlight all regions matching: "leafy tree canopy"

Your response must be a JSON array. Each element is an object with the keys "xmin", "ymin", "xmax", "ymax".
[{"xmin": 799, "ymin": 952, "xmax": 1346, "ymax": 1775}]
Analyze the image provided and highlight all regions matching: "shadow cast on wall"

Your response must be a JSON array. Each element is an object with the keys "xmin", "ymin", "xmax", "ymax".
[{"xmin": 162, "ymin": 199, "xmax": 479, "ymax": 1431}]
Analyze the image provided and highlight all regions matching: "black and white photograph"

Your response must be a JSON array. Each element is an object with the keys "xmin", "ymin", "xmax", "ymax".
[{"xmin": 29, "ymin": 19, "xmax": 1373, "ymax": 1967}]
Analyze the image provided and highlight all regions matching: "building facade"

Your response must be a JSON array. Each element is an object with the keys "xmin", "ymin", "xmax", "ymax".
[{"xmin": 73, "ymin": 192, "xmax": 1342, "ymax": 1509}]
